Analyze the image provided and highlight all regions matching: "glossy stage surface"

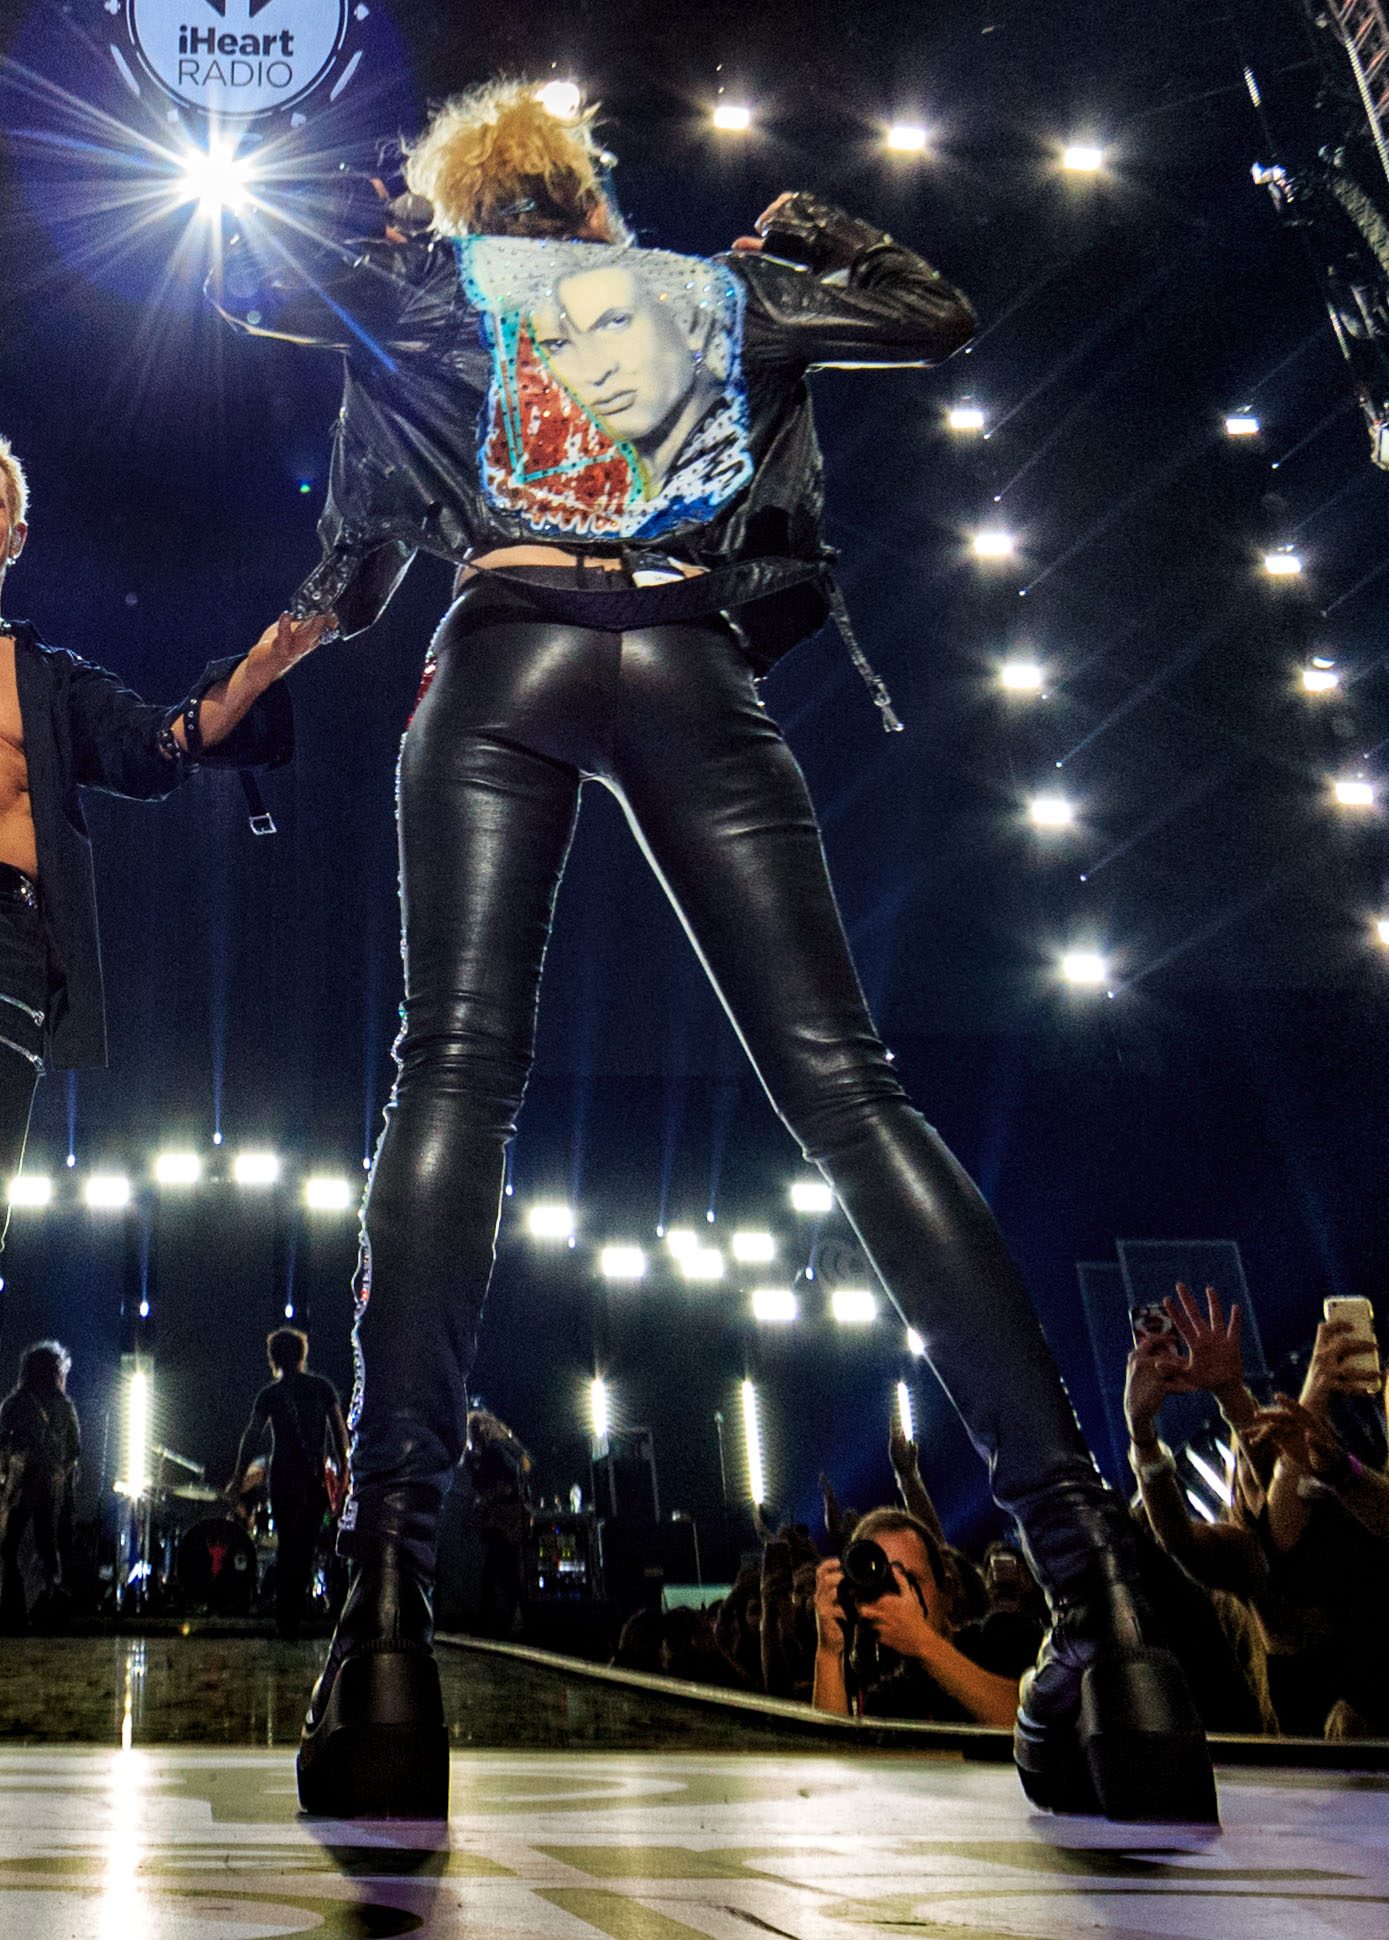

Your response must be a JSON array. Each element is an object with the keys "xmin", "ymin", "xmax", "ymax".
[{"xmin": 2, "ymin": 1635, "xmax": 1388, "ymax": 1937}]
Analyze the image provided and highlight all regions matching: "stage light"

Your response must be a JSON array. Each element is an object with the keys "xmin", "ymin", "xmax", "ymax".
[
  {"xmin": 886, "ymin": 123, "xmax": 928, "ymax": 153},
  {"xmin": 233, "ymin": 1151, "xmax": 279, "ymax": 1187},
  {"xmin": 972, "ymin": 528, "xmax": 1015, "ymax": 559},
  {"xmin": 535, "ymin": 80, "xmax": 582, "ymax": 121},
  {"xmin": 1029, "ymin": 793, "xmax": 1074, "ymax": 828},
  {"xmin": 1334, "ymin": 778, "xmax": 1376, "ymax": 807},
  {"xmin": 1185, "ymin": 1488, "xmax": 1217, "ymax": 1525},
  {"xmin": 600, "ymin": 1244, "xmax": 647, "ymax": 1281},
  {"xmin": 178, "ymin": 139, "xmax": 255, "ymax": 214},
  {"xmin": 712, "ymin": 103, "xmax": 752, "ymax": 131},
  {"xmin": 1263, "ymin": 549, "xmax": 1302, "ymax": 577},
  {"xmin": 1062, "ymin": 143, "xmax": 1105, "ymax": 172},
  {"xmin": 790, "ymin": 1179, "xmax": 834, "ymax": 1214},
  {"xmin": 85, "ymin": 1173, "xmax": 130, "ymax": 1209},
  {"xmin": 1302, "ymin": 666, "xmax": 1339, "ymax": 692},
  {"xmin": 304, "ymin": 1176, "xmax": 352, "ymax": 1212},
  {"xmin": 1224, "ymin": 413, "xmax": 1260, "ymax": 437},
  {"xmin": 527, "ymin": 1202, "xmax": 575, "ymax": 1240},
  {"xmin": 1186, "ymin": 1446, "xmax": 1233, "ymax": 1506},
  {"xmin": 7, "ymin": 1175, "xmax": 51, "ymax": 1207},
  {"xmin": 731, "ymin": 1231, "xmax": 776, "ymax": 1264},
  {"xmin": 740, "ymin": 1379, "xmax": 766, "ymax": 1503},
  {"xmin": 906, "ymin": 1327, "xmax": 926, "ymax": 1358},
  {"xmin": 948, "ymin": 403, "xmax": 986, "ymax": 431},
  {"xmin": 896, "ymin": 1380, "xmax": 915, "ymax": 1442},
  {"xmin": 154, "ymin": 1152, "xmax": 201, "ymax": 1186},
  {"xmin": 123, "ymin": 1369, "xmax": 150, "ymax": 1497},
  {"xmin": 1061, "ymin": 951, "xmax": 1108, "ymax": 986},
  {"xmin": 832, "ymin": 1287, "xmax": 878, "ymax": 1324},
  {"xmin": 752, "ymin": 1287, "xmax": 798, "ymax": 1323},
  {"xmin": 999, "ymin": 659, "xmax": 1043, "ymax": 692},
  {"xmin": 665, "ymin": 1227, "xmax": 699, "ymax": 1257},
  {"xmin": 589, "ymin": 1375, "xmax": 610, "ymax": 1442},
  {"xmin": 680, "ymin": 1247, "xmax": 725, "ymax": 1282}
]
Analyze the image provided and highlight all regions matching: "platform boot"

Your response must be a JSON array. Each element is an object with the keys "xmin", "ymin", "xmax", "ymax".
[
  {"xmin": 1012, "ymin": 1490, "xmax": 1218, "ymax": 1823},
  {"xmin": 296, "ymin": 1483, "xmax": 449, "ymax": 1819}
]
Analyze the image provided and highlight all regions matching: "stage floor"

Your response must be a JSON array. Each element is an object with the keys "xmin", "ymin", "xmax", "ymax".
[
  {"xmin": 2, "ymin": 1634, "xmax": 1388, "ymax": 1936},
  {"xmin": 1, "ymin": 1746, "xmax": 1387, "ymax": 1938}
]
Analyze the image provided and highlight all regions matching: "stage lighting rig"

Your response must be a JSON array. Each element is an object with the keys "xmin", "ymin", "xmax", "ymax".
[
  {"xmin": 886, "ymin": 123, "xmax": 928, "ymax": 154},
  {"xmin": 1061, "ymin": 950, "xmax": 1109, "ymax": 987},
  {"xmin": 948, "ymin": 402, "xmax": 986, "ymax": 432},
  {"xmin": 1061, "ymin": 143, "xmax": 1105, "ymax": 173},
  {"xmin": 712, "ymin": 103, "xmax": 752, "ymax": 132},
  {"xmin": 1029, "ymin": 793, "xmax": 1075, "ymax": 829},
  {"xmin": 1263, "ymin": 548, "xmax": 1303, "ymax": 576},
  {"xmin": 752, "ymin": 1287, "xmax": 798, "ymax": 1323},
  {"xmin": 7, "ymin": 1174, "xmax": 51, "ymax": 1207},
  {"xmin": 896, "ymin": 1379, "xmax": 915, "ymax": 1441},
  {"xmin": 790, "ymin": 1178, "xmax": 834, "ymax": 1214},
  {"xmin": 831, "ymin": 1287, "xmax": 878, "ymax": 1325},
  {"xmin": 1302, "ymin": 661, "xmax": 1341, "ymax": 692}
]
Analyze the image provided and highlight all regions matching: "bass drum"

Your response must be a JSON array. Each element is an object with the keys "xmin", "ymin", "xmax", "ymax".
[{"xmin": 177, "ymin": 1518, "xmax": 258, "ymax": 1614}]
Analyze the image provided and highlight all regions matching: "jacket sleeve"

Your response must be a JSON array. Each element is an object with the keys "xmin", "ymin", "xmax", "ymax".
[
  {"xmin": 64, "ymin": 652, "xmax": 293, "ymax": 800},
  {"xmin": 733, "ymin": 192, "xmax": 977, "ymax": 373},
  {"xmin": 206, "ymin": 229, "xmax": 455, "ymax": 357}
]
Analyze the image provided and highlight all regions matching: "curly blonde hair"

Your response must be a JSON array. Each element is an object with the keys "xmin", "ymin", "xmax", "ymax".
[
  {"xmin": 0, "ymin": 435, "xmax": 28, "ymax": 529},
  {"xmin": 403, "ymin": 80, "xmax": 629, "ymax": 243}
]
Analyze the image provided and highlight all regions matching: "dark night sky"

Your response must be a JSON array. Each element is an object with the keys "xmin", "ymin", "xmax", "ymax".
[{"xmin": 0, "ymin": 1, "xmax": 1386, "ymax": 1543}]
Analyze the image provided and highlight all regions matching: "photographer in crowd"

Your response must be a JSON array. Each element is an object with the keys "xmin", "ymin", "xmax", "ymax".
[{"xmin": 810, "ymin": 1507, "xmax": 1028, "ymax": 1724}]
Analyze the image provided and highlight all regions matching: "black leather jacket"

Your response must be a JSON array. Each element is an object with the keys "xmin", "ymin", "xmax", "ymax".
[{"xmin": 208, "ymin": 195, "xmax": 975, "ymax": 669}]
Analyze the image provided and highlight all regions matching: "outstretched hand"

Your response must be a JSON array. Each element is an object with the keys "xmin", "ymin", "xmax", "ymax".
[
  {"xmin": 1125, "ymin": 1333, "xmax": 1195, "ymax": 1440},
  {"xmin": 245, "ymin": 611, "xmax": 337, "ymax": 680},
  {"xmin": 1164, "ymin": 1283, "xmax": 1244, "ymax": 1396},
  {"xmin": 1243, "ymin": 1394, "xmax": 1349, "ymax": 1480},
  {"xmin": 888, "ymin": 1421, "xmax": 919, "ymax": 1477},
  {"xmin": 731, "ymin": 191, "xmax": 796, "ymax": 253}
]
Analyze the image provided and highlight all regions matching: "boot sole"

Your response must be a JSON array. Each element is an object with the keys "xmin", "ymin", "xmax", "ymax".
[
  {"xmin": 1079, "ymin": 1650, "xmax": 1219, "ymax": 1824},
  {"xmin": 297, "ymin": 1649, "xmax": 449, "ymax": 1820}
]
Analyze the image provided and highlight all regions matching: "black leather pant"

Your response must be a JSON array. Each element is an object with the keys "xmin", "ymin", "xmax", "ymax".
[{"xmin": 346, "ymin": 580, "xmax": 1119, "ymax": 1583}]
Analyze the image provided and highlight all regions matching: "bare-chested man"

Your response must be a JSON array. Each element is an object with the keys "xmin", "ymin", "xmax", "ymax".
[{"xmin": 0, "ymin": 435, "xmax": 329, "ymax": 1233}]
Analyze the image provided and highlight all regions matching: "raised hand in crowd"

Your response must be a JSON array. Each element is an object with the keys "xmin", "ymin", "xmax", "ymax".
[
  {"xmin": 1242, "ymin": 1392, "xmax": 1389, "ymax": 1548},
  {"xmin": 888, "ymin": 1423, "xmax": 947, "ymax": 1550},
  {"xmin": 819, "ymin": 1471, "xmax": 856, "ymax": 1551},
  {"xmin": 1298, "ymin": 1318, "xmax": 1382, "ymax": 1421},
  {"xmin": 1163, "ymin": 1284, "xmax": 1257, "ymax": 1428}
]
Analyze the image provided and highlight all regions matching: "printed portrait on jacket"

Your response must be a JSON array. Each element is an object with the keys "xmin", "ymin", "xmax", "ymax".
[{"xmin": 457, "ymin": 237, "xmax": 754, "ymax": 540}]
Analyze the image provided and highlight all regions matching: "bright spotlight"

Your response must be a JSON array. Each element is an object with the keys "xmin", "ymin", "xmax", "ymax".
[
  {"xmin": 535, "ymin": 79, "xmax": 582, "ymax": 121},
  {"xmin": 7, "ymin": 1174, "xmax": 51, "ymax": 1207},
  {"xmin": 155, "ymin": 1152, "xmax": 201, "ymax": 1186},
  {"xmin": 1061, "ymin": 950, "xmax": 1108, "ymax": 985},
  {"xmin": 712, "ymin": 103, "xmax": 752, "ymax": 131},
  {"xmin": 233, "ymin": 1151, "xmax": 280, "ymax": 1187},
  {"xmin": 1062, "ymin": 143, "xmax": 1105, "ymax": 172},
  {"xmin": 752, "ymin": 1287, "xmax": 799, "ymax": 1323},
  {"xmin": 1263, "ymin": 550, "xmax": 1302, "ymax": 577},
  {"xmin": 972, "ymin": 529, "xmax": 1015, "ymax": 559},
  {"xmin": 178, "ymin": 140, "xmax": 254, "ymax": 214},
  {"xmin": 731, "ymin": 1231, "xmax": 776, "ymax": 1264},
  {"xmin": 896, "ymin": 1380, "xmax": 915, "ymax": 1441},
  {"xmin": 589, "ymin": 1375, "xmax": 610, "ymax": 1442},
  {"xmin": 1186, "ymin": 1445, "xmax": 1234, "ymax": 1507},
  {"xmin": 740, "ymin": 1379, "xmax": 766, "ymax": 1503},
  {"xmin": 665, "ymin": 1227, "xmax": 699, "ymax": 1257},
  {"xmin": 1376, "ymin": 917, "xmax": 1389, "ymax": 945},
  {"xmin": 832, "ymin": 1287, "xmax": 878, "ymax": 1325},
  {"xmin": 528, "ymin": 1202, "xmax": 575, "ymax": 1240},
  {"xmin": 304, "ymin": 1176, "xmax": 353, "ymax": 1212},
  {"xmin": 1334, "ymin": 778, "xmax": 1376, "ymax": 807},
  {"xmin": 123, "ymin": 1369, "xmax": 151, "ymax": 1496},
  {"xmin": 1302, "ymin": 666, "xmax": 1340, "ymax": 693},
  {"xmin": 1029, "ymin": 793, "xmax": 1074, "ymax": 828},
  {"xmin": 680, "ymin": 1247, "xmax": 725, "ymax": 1282},
  {"xmin": 906, "ymin": 1327, "xmax": 926, "ymax": 1358},
  {"xmin": 600, "ymin": 1244, "xmax": 647, "ymax": 1281},
  {"xmin": 85, "ymin": 1173, "xmax": 130, "ymax": 1209},
  {"xmin": 947, "ymin": 403, "xmax": 986, "ymax": 431},
  {"xmin": 790, "ymin": 1179, "xmax": 834, "ymax": 1214},
  {"xmin": 886, "ymin": 123, "xmax": 928, "ymax": 153},
  {"xmin": 999, "ymin": 659, "xmax": 1043, "ymax": 692},
  {"xmin": 1224, "ymin": 414, "xmax": 1260, "ymax": 437}
]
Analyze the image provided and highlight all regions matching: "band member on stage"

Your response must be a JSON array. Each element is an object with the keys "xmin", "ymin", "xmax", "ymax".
[
  {"xmin": 210, "ymin": 83, "xmax": 1216, "ymax": 1822},
  {"xmin": 0, "ymin": 437, "xmax": 330, "ymax": 1241},
  {"xmin": 226, "ymin": 1327, "xmax": 349, "ymax": 1641},
  {"xmin": 0, "ymin": 1339, "xmax": 79, "ymax": 1632}
]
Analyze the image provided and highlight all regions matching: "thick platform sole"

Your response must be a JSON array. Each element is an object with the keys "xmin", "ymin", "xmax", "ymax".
[
  {"xmin": 296, "ymin": 1648, "xmax": 449, "ymax": 1820},
  {"xmin": 1015, "ymin": 1647, "xmax": 1218, "ymax": 1824}
]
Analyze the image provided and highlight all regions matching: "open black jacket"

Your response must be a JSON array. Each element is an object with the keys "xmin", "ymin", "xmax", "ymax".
[
  {"xmin": 7, "ymin": 622, "xmax": 293, "ymax": 1069},
  {"xmin": 207, "ymin": 194, "xmax": 975, "ymax": 667}
]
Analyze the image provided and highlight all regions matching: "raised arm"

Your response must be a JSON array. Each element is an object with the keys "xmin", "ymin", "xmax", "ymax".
[{"xmin": 731, "ymin": 191, "xmax": 976, "ymax": 373}]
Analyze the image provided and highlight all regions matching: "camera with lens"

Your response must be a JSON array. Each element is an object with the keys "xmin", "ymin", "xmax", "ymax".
[{"xmin": 837, "ymin": 1537, "xmax": 899, "ymax": 1616}]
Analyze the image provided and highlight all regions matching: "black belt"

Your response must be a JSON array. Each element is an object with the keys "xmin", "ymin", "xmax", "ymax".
[{"xmin": 0, "ymin": 863, "xmax": 37, "ymax": 909}]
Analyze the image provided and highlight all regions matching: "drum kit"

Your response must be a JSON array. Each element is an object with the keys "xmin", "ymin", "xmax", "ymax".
[{"xmin": 114, "ymin": 1447, "xmax": 295, "ymax": 1617}]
